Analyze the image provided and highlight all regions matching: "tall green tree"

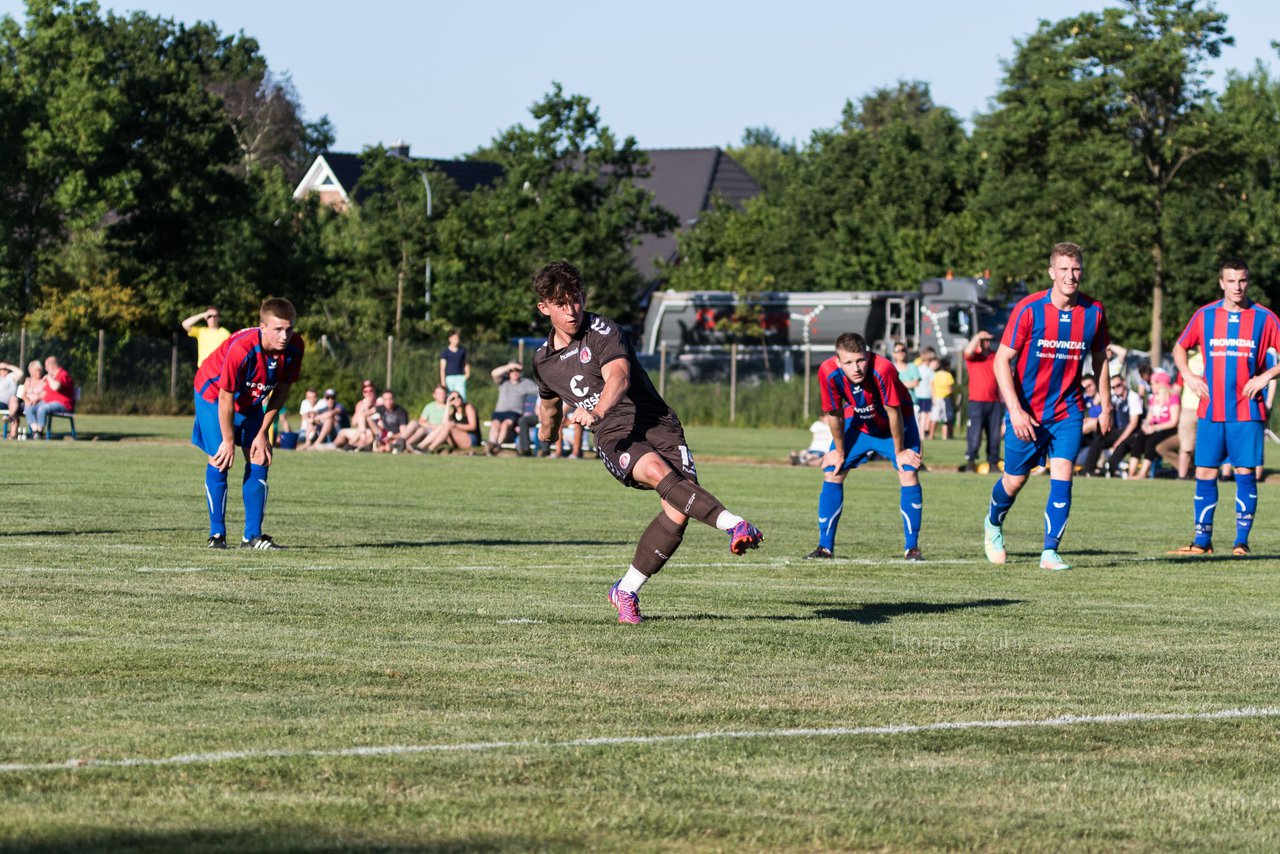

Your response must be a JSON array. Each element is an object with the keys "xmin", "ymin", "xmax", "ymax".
[
  {"xmin": 973, "ymin": 0, "xmax": 1231, "ymax": 358},
  {"xmin": 672, "ymin": 82, "xmax": 977, "ymax": 295},
  {"xmin": 434, "ymin": 84, "xmax": 676, "ymax": 339}
]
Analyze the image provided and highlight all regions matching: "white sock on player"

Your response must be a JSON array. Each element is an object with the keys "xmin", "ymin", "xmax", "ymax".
[
  {"xmin": 618, "ymin": 567, "xmax": 649, "ymax": 595},
  {"xmin": 714, "ymin": 510, "xmax": 744, "ymax": 532}
]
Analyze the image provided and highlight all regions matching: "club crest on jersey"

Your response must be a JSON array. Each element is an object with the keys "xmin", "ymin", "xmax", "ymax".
[
  {"xmin": 579, "ymin": 346, "xmax": 592, "ymax": 364},
  {"xmin": 618, "ymin": 452, "xmax": 631, "ymax": 470}
]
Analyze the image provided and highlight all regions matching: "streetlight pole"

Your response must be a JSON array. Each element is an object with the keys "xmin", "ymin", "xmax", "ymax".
[{"xmin": 420, "ymin": 171, "xmax": 433, "ymax": 321}]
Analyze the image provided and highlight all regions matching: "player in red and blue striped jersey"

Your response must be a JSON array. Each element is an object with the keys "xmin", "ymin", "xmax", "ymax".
[
  {"xmin": 808, "ymin": 332, "xmax": 924, "ymax": 561},
  {"xmin": 984, "ymin": 242, "xmax": 1113, "ymax": 571},
  {"xmin": 191, "ymin": 298, "xmax": 304, "ymax": 550},
  {"xmin": 1170, "ymin": 257, "xmax": 1280, "ymax": 557}
]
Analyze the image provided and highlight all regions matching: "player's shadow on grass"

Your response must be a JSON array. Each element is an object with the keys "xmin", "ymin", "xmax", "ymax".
[{"xmin": 812, "ymin": 598, "xmax": 1026, "ymax": 625}]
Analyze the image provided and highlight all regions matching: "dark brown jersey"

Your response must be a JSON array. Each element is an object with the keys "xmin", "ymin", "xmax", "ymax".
[{"xmin": 532, "ymin": 312, "xmax": 673, "ymax": 435}]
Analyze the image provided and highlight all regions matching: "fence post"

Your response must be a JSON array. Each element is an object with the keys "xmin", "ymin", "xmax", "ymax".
[
  {"xmin": 803, "ymin": 344, "xmax": 811, "ymax": 420},
  {"xmin": 729, "ymin": 342, "xmax": 737, "ymax": 424},
  {"xmin": 97, "ymin": 328, "xmax": 105, "ymax": 395},
  {"xmin": 658, "ymin": 341, "xmax": 666, "ymax": 398},
  {"xmin": 170, "ymin": 333, "xmax": 178, "ymax": 400},
  {"xmin": 386, "ymin": 335, "xmax": 394, "ymax": 390},
  {"xmin": 518, "ymin": 339, "xmax": 525, "ymax": 366},
  {"xmin": 18, "ymin": 326, "xmax": 25, "ymax": 368}
]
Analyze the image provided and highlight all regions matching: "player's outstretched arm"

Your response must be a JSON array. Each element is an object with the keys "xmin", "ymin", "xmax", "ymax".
[{"xmin": 538, "ymin": 396, "xmax": 564, "ymax": 446}]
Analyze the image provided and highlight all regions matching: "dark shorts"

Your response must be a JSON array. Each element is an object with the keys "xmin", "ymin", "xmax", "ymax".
[
  {"xmin": 596, "ymin": 415, "xmax": 697, "ymax": 489},
  {"xmin": 491, "ymin": 410, "xmax": 522, "ymax": 423}
]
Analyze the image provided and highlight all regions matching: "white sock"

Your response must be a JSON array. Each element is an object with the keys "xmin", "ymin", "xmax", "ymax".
[
  {"xmin": 715, "ymin": 510, "xmax": 744, "ymax": 532},
  {"xmin": 618, "ymin": 567, "xmax": 649, "ymax": 595}
]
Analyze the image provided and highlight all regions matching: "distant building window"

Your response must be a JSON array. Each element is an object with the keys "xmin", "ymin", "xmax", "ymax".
[{"xmin": 317, "ymin": 174, "xmax": 335, "ymax": 186}]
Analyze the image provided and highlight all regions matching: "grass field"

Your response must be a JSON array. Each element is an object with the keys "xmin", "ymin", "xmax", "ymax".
[{"xmin": 4, "ymin": 418, "xmax": 1280, "ymax": 851}]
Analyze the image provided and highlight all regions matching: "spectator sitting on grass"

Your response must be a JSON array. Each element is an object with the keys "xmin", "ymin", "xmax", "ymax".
[
  {"xmin": 372, "ymin": 389, "xmax": 413, "ymax": 453},
  {"xmin": 420, "ymin": 390, "xmax": 479, "ymax": 453},
  {"xmin": 305, "ymin": 389, "xmax": 346, "ymax": 449},
  {"xmin": 405, "ymin": 386, "xmax": 448, "ymax": 451},
  {"xmin": 333, "ymin": 380, "xmax": 379, "ymax": 451}
]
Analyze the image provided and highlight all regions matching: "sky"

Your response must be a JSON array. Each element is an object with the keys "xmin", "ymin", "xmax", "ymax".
[{"xmin": 2, "ymin": 0, "xmax": 1277, "ymax": 159}]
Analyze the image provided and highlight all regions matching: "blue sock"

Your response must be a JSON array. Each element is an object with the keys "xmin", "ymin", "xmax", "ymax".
[
  {"xmin": 900, "ymin": 484, "xmax": 923, "ymax": 549},
  {"xmin": 204, "ymin": 464, "xmax": 228, "ymax": 538},
  {"xmin": 989, "ymin": 479, "xmax": 1015, "ymax": 526},
  {"xmin": 818, "ymin": 480, "xmax": 843, "ymax": 551},
  {"xmin": 242, "ymin": 463, "xmax": 269, "ymax": 541},
  {"xmin": 1234, "ymin": 472, "xmax": 1258, "ymax": 547},
  {"xmin": 1193, "ymin": 477, "xmax": 1218, "ymax": 548},
  {"xmin": 1043, "ymin": 478, "xmax": 1072, "ymax": 550}
]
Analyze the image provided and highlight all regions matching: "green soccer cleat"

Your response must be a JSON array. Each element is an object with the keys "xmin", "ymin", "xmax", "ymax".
[
  {"xmin": 1040, "ymin": 549, "xmax": 1071, "ymax": 571},
  {"xmin": 983, "ymin": 517, "xmax": 1006, "ymax": 565}
]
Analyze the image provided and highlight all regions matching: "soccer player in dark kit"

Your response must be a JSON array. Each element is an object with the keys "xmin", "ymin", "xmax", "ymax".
[{"xmin": 531, "ymin": 260, "xmax": 763, "ymax": 624}]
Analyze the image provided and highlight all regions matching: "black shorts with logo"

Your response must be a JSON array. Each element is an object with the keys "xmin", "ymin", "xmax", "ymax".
[{"xmin": 595, "ymin": 414, "xmax": 698, "ymax": 489}]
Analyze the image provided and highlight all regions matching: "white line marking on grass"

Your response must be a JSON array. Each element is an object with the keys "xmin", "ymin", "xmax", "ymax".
[
  {"xmin": 2, "ymin": 706, "xmax": 1277, "ymax": 775},
  {"xmin": 497, "ymin": 618, "xmax": 545, "ymax": 624},
  {"xmin": 134, "ymin": 567, "xmax": 209, "ymax": 573}
]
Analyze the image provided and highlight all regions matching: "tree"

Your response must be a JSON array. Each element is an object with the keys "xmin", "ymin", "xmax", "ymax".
[
  {"xmin": 973, "ymin": 0, "xmax": 1231, "ymax": 359},
  {"xmin": 434, "ymin": 84, "xmax": 677, "ymax": 339},
  {"xmin": 726, "ymin": 125, "xmax": 796, "ymax": 199}
]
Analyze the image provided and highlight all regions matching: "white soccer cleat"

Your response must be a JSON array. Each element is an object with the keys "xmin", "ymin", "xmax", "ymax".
[{"xmin": 983, "ymin": 517, "xmax": 1006, "ymax": 565}]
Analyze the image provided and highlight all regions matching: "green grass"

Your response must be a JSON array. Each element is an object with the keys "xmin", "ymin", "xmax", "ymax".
[{"xmin": 3, "ymin": 427, "xmax": 1280, "ymax": 851}]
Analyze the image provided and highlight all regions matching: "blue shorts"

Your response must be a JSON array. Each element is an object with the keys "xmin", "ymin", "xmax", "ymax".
[
  {"xmin": 1003, "ymin": 412, "xmax": 1083, "ymax": 476},
  {"xmin": 831, "ymin": 417, "xmax": 921, "ymax": 473},
  {"xmin": 1195, "ymin": 419, "xmax": 1263, "ymax": 469},
  {"xmin": 191, "ymin": 393, "xmax": 264, "ymax": 458}
]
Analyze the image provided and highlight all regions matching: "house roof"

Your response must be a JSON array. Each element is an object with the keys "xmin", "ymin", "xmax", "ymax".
[
  {"xmin": 630, "ymin": 148, "xmax": 760, "ymax": 292},
  {"xmin": 292, "ymin": 146, "xmax": 760, "ymax": 296},
  {"xmin": 292, "ymin": 151, "xmax": 504, "ymax": 203}
]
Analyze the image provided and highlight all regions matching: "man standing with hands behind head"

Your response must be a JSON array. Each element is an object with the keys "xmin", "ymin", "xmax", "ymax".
[
  {"xmin": 1170, "ymin": 257, "xmax": 1280, "ymax": 557},
  {"xmin": 983, "ymin": 242, "xmax": 1112, "ymax": 572},
  {"xmin": 182, "ymin": 305, "xmax": 231, "ymax": 367},
  {"xmin": 192, "ymin": 298, "xmax": 304, "ymax": 550}
]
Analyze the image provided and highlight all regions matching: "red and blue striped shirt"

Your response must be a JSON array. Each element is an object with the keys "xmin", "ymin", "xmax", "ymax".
[
  {"xmin": 1176, "ymin": 299, "xmax": 1280, "ymax": 422},
  {"xmin": 818, "ymin": 353, "xmax": 913, "ymax": 437},
  {"xmin": 1001, "ymin": 289, "xmax": 1109, "ymax": 422},
  {"xmin": 194, "ymin": 327, "xmax": 305, "ymax": 415}
]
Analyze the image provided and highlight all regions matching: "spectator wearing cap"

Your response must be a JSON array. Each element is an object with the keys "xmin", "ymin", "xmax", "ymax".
[
  {"xmin": 334, "ymin": 380, "xmax": 379, "ymax": 451},
  {"xmin": 1130, "ymin": 370, "xmax": 1180, "ymax": 479},
  {"xmin": 960, "ymin": 330, "xmax": 1004, "ymax": 473},
  {"xmin": 486, "ymin": 361, "xmax": 539, "ymax": 455},
  {"xmin": 305, "ymin": 388, "xmax": 347, "ymax": 448}
]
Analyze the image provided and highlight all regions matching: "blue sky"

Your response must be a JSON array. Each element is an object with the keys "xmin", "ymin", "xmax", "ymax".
[{"xmin": 2, "ymin": 1, "xmax": 1276, "ymax": 158}]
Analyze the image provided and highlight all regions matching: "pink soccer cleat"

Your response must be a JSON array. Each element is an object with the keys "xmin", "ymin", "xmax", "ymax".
[
  {"xmin": 608, "ymin": 581, "xmax": 643, "ymax": 624},
  {"xmin": 728, "ymin": 521, "xmax": 763, "ymax": 555}
]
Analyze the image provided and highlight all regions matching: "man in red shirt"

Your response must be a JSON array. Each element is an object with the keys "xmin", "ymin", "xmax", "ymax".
[
  {"xmin": 28, "ymin": 356, "xmax": 74, "ymax": 437},
  {"xmin": 959, "ymin": 330, "xmax": 1003, "ymax": 474}
]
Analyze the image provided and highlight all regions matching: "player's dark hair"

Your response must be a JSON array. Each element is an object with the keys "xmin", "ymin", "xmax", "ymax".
[
  {"xmin": 533, "ymin": 261, "xmax": 584, "ymax": 304},
  {"xmin": 834, "ymin": 332, "xmax": 868, "ymax": 354},
  {"xmin": 1050, "ymin": 242, "xmax": 1083, "ymax": 265},
  {"xmin": 1220, "ymin": 256, "xmax": 1249, "ymax": 275},
  {"xmin": 260, "ymin": 297, "xmax": 297, "ymax": 322}
]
